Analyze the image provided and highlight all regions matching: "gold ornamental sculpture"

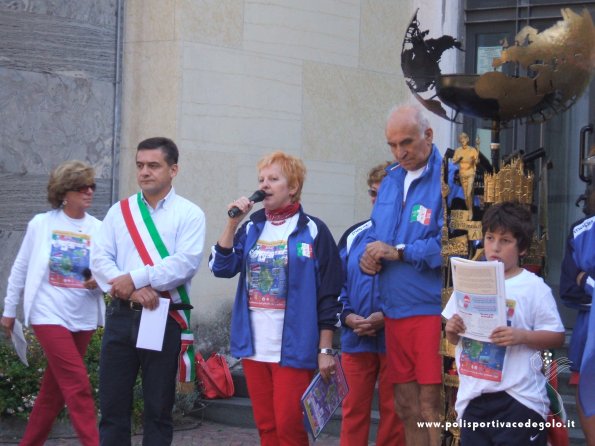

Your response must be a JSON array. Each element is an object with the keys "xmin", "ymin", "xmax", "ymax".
[
  {"xmin": 402, "ymin": 8, "xmax": 595, "ymax": 125},
  {"xmin": 402, "ymin": 7, "xmax": 595, "ymax": 169},
  {"xmin": 483, "ymin": 158, "xmax": 533, "ymax": 205},
  {"xmin": 401, "ymin": 8, "xmax": 595, "ymax": 446}
]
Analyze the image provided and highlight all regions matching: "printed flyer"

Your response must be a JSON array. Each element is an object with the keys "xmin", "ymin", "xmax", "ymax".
[
  {"xmin": 301, "ymin": 354, "xmax": 349, "ymax": 440},
  {"xmin": 458, "ymin": 299, "xmax": 515, "ymax": 382},
  {"xmin": 450, "ymin": 258, "xmax": 507, "ymax": 342}
]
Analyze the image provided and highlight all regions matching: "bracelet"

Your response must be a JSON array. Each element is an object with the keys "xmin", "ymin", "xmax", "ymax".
[{"xmin": 318, "ymin": 348, "xmax": 335, "ymax": 355}]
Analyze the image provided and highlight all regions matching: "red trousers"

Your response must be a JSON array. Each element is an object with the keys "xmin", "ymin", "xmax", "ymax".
[
  {"xmin": 242, "ymin": 359, "xmax": 313, "ymax": 446},
  {"xmin": 340, "ymin": 352, "xmax": 405, "ymax": 446},
  {"xmin": 20, "ymin": 325, "xmax": 98, "ymax": 446}
]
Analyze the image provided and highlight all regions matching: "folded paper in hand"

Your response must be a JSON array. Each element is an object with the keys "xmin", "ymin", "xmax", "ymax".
[{"xmin": 11, "ymin": 320, "xmax": 28, "ymax": 366}]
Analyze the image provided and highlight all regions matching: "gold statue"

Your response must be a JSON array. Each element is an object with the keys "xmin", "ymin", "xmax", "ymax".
[{"xmin": 453, "ymin": 132, "xmax": 479, "ymax": 218}]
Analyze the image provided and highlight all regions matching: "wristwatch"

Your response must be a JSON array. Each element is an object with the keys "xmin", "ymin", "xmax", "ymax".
[
  {"xmin": 318, "ymin": 348, "xmax": 335, "ymax": 355},
  {"xmin": 395, "ymin": 244, "xmax": 406, "ymax": 261}
]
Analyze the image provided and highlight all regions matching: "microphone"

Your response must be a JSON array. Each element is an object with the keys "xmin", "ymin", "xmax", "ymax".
[
  {"xmin": 228, "ymin": 190, "xmax": 268, "ymax": 218},
  {"xmin": 82, "ymin": 268, "xmax": 92, "ymax": 281}
]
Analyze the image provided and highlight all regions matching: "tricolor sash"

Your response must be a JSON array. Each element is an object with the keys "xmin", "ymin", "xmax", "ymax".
[{"xmin": 120, "ymin": 193, "xmax": 195, "ymax": 382}]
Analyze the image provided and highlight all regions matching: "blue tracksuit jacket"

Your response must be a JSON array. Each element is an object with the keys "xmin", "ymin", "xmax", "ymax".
[
  {"xmin": 209, "ymin": 207, "xmax": 343, "ymax": 369},
  {"xmin": 569, "ymin": 215, "xmax": 595, "ymax": 416},
  {"xmin": 364, "ymin": 145, "xmax": 443, "ymax": 319},
  {"xmin": 338, "ymin": 220, "xmax": 386, "ymax": 353},
  {"xmin": 560, "ymin": 215, "xmax": 594, "ymax": 371}
]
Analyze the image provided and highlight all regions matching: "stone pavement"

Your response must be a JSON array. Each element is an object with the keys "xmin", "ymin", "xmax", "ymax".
[{"xmin": 0, "ymin": 419, "xmax": 343, "ymax": 445}]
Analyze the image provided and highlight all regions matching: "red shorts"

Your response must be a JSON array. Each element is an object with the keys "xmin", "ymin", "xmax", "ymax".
[{"xmin": 385, "ymin": 315, "xmax": 442, "ymax": 384}]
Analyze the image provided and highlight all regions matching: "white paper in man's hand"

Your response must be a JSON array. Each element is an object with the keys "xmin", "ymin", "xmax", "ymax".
[
  {"xmin": 136, "ymin": 298, "xmax": 170, "ymax": 351},
  {"xmin": 11, "ymin": 319, "xmax": 28, "ymax": 366}
]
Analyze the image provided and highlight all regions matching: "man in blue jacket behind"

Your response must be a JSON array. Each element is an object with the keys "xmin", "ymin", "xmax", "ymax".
[{"xmin": 360, "ymin": 103, "xmax": 443, "ymax": 446}]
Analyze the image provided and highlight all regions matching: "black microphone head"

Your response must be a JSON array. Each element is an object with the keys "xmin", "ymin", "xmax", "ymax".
[
  {"xmin": 249, "ymin": 190, "xmax": 268, "ymax": 203},
  {"xmin": 82, "ymin": 268, "xmax": 92, "ymax": 280}
]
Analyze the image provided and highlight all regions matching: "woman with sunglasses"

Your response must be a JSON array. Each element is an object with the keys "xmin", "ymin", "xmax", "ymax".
[{"xmin": 1, "ymin": 160, "xmax": 104, "ymax": 446}]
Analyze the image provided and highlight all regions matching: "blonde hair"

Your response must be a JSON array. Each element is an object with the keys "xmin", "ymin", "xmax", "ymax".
[
  {"xmin": 257, "ymin": 151, "xmax": 306, "ymax": 203},
  {"xmin": 47, "ymin": 160, "xmax": 95, "ymax": 208},
  {"xmin": 367, "ymin": 161, "xmax": 391, "ymax": 187}
]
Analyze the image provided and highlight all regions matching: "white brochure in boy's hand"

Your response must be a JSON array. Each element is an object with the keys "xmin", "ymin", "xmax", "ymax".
[
  {"xmin": 136, "ymin": 298, "xmax": 170, "ymax": 351},
  {"xmin": 450, "ymin": 258, "xmax": 507, "ymax": 343}
]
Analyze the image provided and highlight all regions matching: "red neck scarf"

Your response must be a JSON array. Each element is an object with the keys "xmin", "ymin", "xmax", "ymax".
[{"xmin": 265, "ymin": 202, "xmax": 300, "ymax": 225}]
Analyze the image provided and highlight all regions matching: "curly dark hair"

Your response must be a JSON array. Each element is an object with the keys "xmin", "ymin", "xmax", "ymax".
[
  {"xmin": 47, "ymin": 160, "xmax": 95, "ymax": 208},
  {"xmin": 481, "ymin": 201, "xmax": 533, "ymax": 253}
]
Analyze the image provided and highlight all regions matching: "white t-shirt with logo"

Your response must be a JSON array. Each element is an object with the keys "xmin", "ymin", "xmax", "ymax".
[
  {"xmin": 30, "ymin": 211, "xmax": 100, "ymax": 331},
  {"xmin": 247, "ymin": 215, "xmax": 298, "ymax": 362},
  {"xmin": 442, "ymin": 269, "xmax": 564, "ymax": 421}
]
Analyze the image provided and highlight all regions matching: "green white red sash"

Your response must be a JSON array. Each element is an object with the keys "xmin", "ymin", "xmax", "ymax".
[{"xmin": 120, "ymin": 193, "xmax": 195, "ymax": 382}]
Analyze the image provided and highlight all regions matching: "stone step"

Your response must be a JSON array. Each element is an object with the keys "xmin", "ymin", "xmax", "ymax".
[
  {"xmin": 207, "ymin": 350, "xmax": 586, "ymax": 445},
  {"xmin": 188, "ymin": 396, "xmax": 379, "ymax": 441},
  {"xmin": 189, "ymin": 397, "xmax": 586, "ymax": 446},
  {"xmin": 220, "ymin": 366, "xmax": 380, "ymax": 439}
]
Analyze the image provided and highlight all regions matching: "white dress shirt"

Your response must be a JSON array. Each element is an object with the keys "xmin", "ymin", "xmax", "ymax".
[{"xmin": 91, "ymin": 187, "xmax": 206, "ymax": 295}]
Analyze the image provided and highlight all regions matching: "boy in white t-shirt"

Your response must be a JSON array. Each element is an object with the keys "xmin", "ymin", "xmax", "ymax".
[{"xmin": 443, "ymin": 201, "xmax": 565, "ymax": 445}]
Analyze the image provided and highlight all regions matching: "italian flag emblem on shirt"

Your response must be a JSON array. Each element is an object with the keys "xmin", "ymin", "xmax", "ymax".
[
  {"xmin": 410, "ymin": 204, "xmax": 432, "ymax": 225},
  {"xmin": 297, "ymin": 242, "xmax": 313, "ymax": 258}
]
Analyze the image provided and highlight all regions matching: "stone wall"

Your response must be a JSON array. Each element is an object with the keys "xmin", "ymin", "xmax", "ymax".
[
  {"xmin": 0, "ymin": 0, "xmax": 461, "ymax": 352},
  {"xmin": 0, "ymin": 0, "xmax": 120, "ymax": 312},
  {"xmin": 120, "ymin": 0, "xmax": 460, "ymax": 350}
]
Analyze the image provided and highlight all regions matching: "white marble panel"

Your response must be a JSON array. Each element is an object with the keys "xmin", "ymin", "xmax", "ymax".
[
  {"xmin": 124, "ymin": 0, "xmax": 175, "ymax": 43},
  {"xmin": 360, "ymin": 0, "xmax": 410, "ymax": 74},
  {"xmin": 299, "ymin": 160, "xmax": 356, "ymax": 239},
  {"xmin": 302, "ymin": 61, "xmax": 407, "ymax": 165},
  {"xmin": 243, "ymin": 0, "xmax": 360, "ymax": 66},
  {"xmin": 175, "ymin": 150, "xmax": 237, "ymax": 230},
  {"xmin": 121, "ymin": 41, "xmax": 181, "ymax": 155},
  {"xmin": 180, "ymin": 43, "xmax": 303, "ymax": 155},
  {"xmin": 175, "ymin": 0, "xmax": 243, "ymax": 47},
  {"xmin": 236, "ymin": 155, "xmax": 266, "ymax": 195},
  {"xmin": 163, "ymin": 150, "xmax": 240, "ymax": 314}
]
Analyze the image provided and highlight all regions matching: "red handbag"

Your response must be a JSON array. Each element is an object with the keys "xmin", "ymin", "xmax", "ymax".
[{"xmin": 195, "ymin": 352, "xmax": 235, "ymax": 399}]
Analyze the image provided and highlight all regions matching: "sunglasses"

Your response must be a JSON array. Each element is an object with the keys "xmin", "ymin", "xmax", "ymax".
[
  {"xmin": 367, "ymin": 189, "xmax": 378, "ymax": 197},
  {"xmin": 72, "ymin": 183, "xmax": 96, "ymax": 193}
]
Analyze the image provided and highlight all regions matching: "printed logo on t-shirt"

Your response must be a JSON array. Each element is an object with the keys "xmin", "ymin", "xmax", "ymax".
[
  {"xmin": 458, "ymin": 298, "xmax": 516, "ymax": 382},
  {"xmin": 49, "ymin": 230, "xmax": 91, "ymax": 288},
  {"xmin": 410, "ymin": 204, "xmax": 432, "ymax": 225},
  {"xmin": 506, "ymin": 299, "xmax": 516, "ymax": 321},
  {"xmin": 247, "ymin": 239, "xmax": 288, "ymax": 310}
]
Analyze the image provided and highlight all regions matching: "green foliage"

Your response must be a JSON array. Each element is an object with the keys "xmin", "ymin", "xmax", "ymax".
[
  {"xmin": 0, "ymin": 326, "xmax": 197, "ymax": 429},
  {"xmin": 0, "ymin": 328, "xmax": 47, "ymax": 419},
  {"xmin": 0, "ymin": 328, "xmax": 106, "ymax": 421}
]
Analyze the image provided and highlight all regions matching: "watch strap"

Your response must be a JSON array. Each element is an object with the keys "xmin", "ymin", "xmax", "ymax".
[{"xmin": 318, "ymin": 348, "xmax": 335, "ymax": 355}]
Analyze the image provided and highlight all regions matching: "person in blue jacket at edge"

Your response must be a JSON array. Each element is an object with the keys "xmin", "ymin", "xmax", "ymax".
[
  {"xmin": 560, "ymin": 186, "xmax": 595, "ymax": 445},
  {"xmin": 360, "ymin": 103, "xmax": 444, "ymax": 446},
  {"xmin": 338, "ymin": 161, "xmax": 406, "ymax": 446},
  {"xmin": 209, "ymin": 150, "xmax": 343, "ymax": 446}
]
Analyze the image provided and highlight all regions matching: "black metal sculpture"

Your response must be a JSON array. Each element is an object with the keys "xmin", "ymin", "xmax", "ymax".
[{"xmin": 401, "ymin": 8, "xmax": 595, "ymax": 126}]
